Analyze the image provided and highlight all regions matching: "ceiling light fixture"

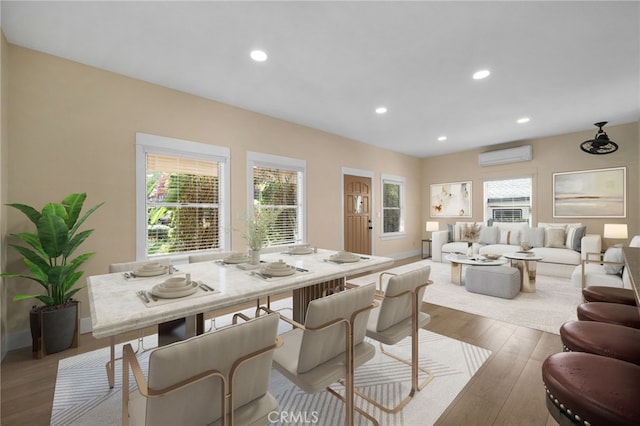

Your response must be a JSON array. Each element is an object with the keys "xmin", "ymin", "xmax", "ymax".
[
  {"xmin": 580, "ymin": 121, "xmax": 619, "ymax": 155},
  {"xmin": 375, "ymin": 107, "xmax": 387, "ymax": 114},
  {"xmin": 517, "ymin": 117, "xmax": 530, "ymax": 124},
  {"xmin": 473, "ymin": 69, "xmax": 490, "ymax": 80},
  {"xmin": 437, "ymin": 136, "xmax": 447, "ymax": 141},
  {"xmin": 250, "ymin": 50, "xmax": 268, "ymax": 62}
]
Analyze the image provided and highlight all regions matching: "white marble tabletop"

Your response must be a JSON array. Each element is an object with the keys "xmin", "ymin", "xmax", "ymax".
[{"xmin": 88, "ymin": 249, "xmax": 394, "ymax": 339}]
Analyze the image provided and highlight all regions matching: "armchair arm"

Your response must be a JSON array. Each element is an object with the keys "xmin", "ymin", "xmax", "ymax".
[
  {"xmin": 431, "ymin": 230, "xmax": 450, "ymax": 262},
  {"xmin": 581, "ymin": 234, "xmax": 602, "ymax": 260},
  {"xmin": 580, "ymin": 254, "xmax": 625, "ymax": 289}
]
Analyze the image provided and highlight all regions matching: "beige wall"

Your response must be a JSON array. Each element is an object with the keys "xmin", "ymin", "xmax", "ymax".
[
  {"xmin": 422, "ymin": 122, "xmax": 640, "ymax": 242},
  {"xmin": 4, "ymin": 45, "xmax": 422, "ymax": 339},
  {"xmin": 1, "ymin": 31, "xmax": 8, "ymax": 357}
]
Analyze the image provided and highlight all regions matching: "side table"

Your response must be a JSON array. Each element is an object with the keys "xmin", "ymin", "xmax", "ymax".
[
  {"xmin": 503, "ymin": 252, "xmax": 543, "ymax": 293},
  {"xmin": 421, "ymin": 239, "xmax": 432, "ymax": 259}
]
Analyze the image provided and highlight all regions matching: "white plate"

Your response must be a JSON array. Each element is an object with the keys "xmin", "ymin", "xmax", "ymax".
[
  {"xmin": 329, "ymin": 252, "xmax": 360, "ymax": 263},
  {"xmin": 151, "ymin": 281, "xmax": 199, "ymax": 298},
  {"xmin": 261, "ymin": 264, "xmax": 296, "ymax": 277},
  {"xmin": 133, "ymin": 266, "xmax": 169, "ymax": 277},
  {"xmin": 223, "ymin": 256, "xmax": 250, "ymax": 264},
  {"xmin": 288, "ymin": 247, "xmax": 313, "ymax": 255}
]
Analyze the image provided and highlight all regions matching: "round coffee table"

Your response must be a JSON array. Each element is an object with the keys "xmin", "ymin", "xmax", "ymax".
[
  {"xmin": 503, "ymin": 252, "xmax": 543, "ymax": 293},
  {"xmin": 444, "ymin": 254, "xmax": 508, "ymax": 285}
]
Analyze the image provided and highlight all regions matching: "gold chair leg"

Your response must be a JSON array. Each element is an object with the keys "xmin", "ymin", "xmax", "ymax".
[{"xmin": 326, "ymin": 385, "xmax": 380, "ymax": 426}]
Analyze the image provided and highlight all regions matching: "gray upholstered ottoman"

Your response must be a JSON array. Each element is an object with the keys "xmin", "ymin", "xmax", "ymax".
[{"xmin": 465, "ymin": 266, "xmax": 521, "ymax": 299}]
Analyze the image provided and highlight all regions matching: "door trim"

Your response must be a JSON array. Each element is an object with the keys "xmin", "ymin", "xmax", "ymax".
[{"xmin": 341, "ymin": 167, "xmax": 375, "ymax": 254}]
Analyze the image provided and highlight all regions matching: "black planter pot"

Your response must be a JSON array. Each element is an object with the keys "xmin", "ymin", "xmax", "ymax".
[{"xmin": 29, "ymin": 301, "xmax": 79, "ymax": 358}]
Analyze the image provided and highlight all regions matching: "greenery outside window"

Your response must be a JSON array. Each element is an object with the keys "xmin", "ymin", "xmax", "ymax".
[
  {"xmin": 248, "ymin": 152, "xmax": 306, "ymax": 248},
  {"xmin": 382, "ymin": 174, "xmax": 405, "ymax": 238},
  {"xmin": 136, "ymin": 133, "xmax": 230, "ymax": 260}
]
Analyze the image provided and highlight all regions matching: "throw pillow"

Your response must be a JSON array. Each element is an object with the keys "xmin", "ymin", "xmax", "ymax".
[
  {"xmin": 521, "ymin": 227, "xmax": 545, "ymax": 248},
  {"xmin": 499, "ymin": 229, "xmax": 511, "ymax": 245},
  {"xmin": 479, "ymin": 226, "xmax": 499, "ymax": 245},
  {"xmin": 545, "ymin": 228, "xmax": 566, "ymax": 248},
  {"xmin": 565, "ymin": 225, "xmax": 587, "ymax": 251},
  {"xmin": 603, "ymin": 244, "xmax": 624, "ymax": 275}
]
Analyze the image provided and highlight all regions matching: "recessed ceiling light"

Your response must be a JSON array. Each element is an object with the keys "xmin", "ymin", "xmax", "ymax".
[
  {"xmin": 473, "ymin": 69, "xmax": 491, "ymax": 80},
  {"xmin": 438, "ymin": 136, "xmax": 447, "ymax": 141},
  {"xmin": 375, "ymin": 106, "xmax": 387, "ymax": 114},
  {"xmin": 250, "ymin": 50, "xmax": 268, "ymax": 62},
  {"xmin": 517, "ymin": 117, "xmax": 530, "ymax": 124}
]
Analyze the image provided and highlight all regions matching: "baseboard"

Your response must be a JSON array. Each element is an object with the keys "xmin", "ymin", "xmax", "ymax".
[{"xmin": 6, "ymin": 316, "xmax": 93, "ymax": 351}]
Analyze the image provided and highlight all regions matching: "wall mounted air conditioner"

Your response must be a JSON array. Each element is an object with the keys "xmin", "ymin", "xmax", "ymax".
[{"xmin": 478, "ymin": 145, "xmax": 532, "ymax": 167}]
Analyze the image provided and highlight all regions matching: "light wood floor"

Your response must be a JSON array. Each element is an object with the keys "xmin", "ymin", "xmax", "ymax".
[{"xmin": 1, "ymin": 258, "xmax": 561, "ymax": 426}]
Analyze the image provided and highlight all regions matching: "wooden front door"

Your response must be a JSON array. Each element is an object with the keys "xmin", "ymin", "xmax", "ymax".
[{"xmin": 344, "ymin": 175, "xmax": 372, "ymax": 255}]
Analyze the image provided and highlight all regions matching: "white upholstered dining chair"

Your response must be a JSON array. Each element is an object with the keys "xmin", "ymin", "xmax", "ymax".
[
  {"xmin": 358, "ymin": 266, "xmax": 433, "ymax": 413},
  {"xmin": 122, "ymin": 312, "xmax": 282, "ymax": 426},
  {"xmin": 269, "ymin": 282, "xmax": 378, "ymax": 426}
]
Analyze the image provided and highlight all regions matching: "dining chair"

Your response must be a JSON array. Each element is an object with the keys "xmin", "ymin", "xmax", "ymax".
[
  {"xmin": 269, "ymin": 282, "xmax": 378, "ymax": 426},
  {"xmin": 122, "ymin": 312, "xmax": 282, "ymax": 426},
  {"xmin": 358, "ymin": 266, "xmax": 433, "ymax": 413}
]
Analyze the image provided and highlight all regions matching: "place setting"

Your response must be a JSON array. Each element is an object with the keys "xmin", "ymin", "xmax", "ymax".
[
  {"xmin": 122, "ymin": 262, "xmax": 171, "ymax": 279},
  {"xmin": 137, "ymin": 273, "xmax": 218, "ymax": 307},
  {"xmin": 325, "ymin": 250, "xmax": 368, "ymax": 264},
  {"xmin": 250, "ymin": 259, "xmax": 309, "ymax": 280},
  {"xmin": 283, "ymin": 244, "xmax": 315, "ymax": 255}
]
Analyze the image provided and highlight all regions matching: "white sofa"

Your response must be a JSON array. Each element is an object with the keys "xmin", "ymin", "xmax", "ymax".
[
  {"xmin": 432, "ymin": 221, "xmax": 601, "ymax": 279},
  {"xmin": 570, "ymin": 235, "xmax": 640, "ymax": 288}
]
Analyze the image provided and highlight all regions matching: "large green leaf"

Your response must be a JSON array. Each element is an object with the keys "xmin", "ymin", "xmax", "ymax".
[
  {"xmin": 36, "ymin": 214, "xmax": 69, "ymax": 259},
  {"xmin": 6, "ymin": 203, "xmax": 41, "ymax": 226},
  {"xmin": 68, "ymin": 201, "xmax": 104, "ymax": 238},
  {"xmin": 64, "ymin": 229, "xmax": 94, "ymax": 258},
  {"xmin": 42, "ymin": 202, "xmax": 69, "ymax": 222},
  {"xmin": 6, "ymin": 243, "xmax": 49, "ymax": 273},
  {"xmin": 62, "ymin": 193, "xmax": 86, "ymax": 229}
]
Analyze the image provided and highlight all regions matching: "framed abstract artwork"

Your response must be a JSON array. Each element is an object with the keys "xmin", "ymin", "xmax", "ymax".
[
  {"xmin": 430, "ymin": 181, "xmax": 472, "ymax": 217},
  {"xmin": 553, "ymin": 167, "xmax": 626, "ymax": 218}
]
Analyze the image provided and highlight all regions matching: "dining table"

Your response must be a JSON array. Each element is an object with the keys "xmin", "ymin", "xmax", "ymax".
[{"xmin": 87, "ymin": 248, "xmax": 394, "ymax": 387}]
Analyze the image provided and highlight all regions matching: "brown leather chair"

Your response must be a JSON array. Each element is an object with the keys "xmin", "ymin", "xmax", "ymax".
[
  {"xmin": 577, "ymin": 302, "xmax": 640, "ymax": 329},
  {"xmin": 542, "ymin": 352, "xmax": 640, "ymax": 426},
  {"xmin": 560, "ymin": 320, "xmax": 640, "ymax": 365},
  {"xmin": 582, "ymin": 286, "xmax": 637, "ymax": 306}
]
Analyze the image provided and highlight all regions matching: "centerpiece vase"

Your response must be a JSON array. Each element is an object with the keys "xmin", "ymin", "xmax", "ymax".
[
  {"xmin": 250, "ymin": 249, "xmax": 261, "ymax": 265},
  {"xmin": 467, "ymin": 242, "xmax": 474, "ymax": 257}
]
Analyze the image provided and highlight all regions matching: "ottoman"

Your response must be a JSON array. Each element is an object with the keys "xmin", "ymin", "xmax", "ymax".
[{"xmin": 465, "ymin": 266, "xmax": 520, "ymax": 299}]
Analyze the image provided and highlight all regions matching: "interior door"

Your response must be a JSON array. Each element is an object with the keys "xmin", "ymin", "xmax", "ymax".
[{"xmin": 344, "ymin": 175, "xmax": 372, "ymax": 255}]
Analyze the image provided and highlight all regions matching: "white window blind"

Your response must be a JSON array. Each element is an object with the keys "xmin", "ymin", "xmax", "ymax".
[
  {"xmin": 136, "ymin": 133, "xmax": 230, "ymax": 260},
  {"xmin": 247, "ymin": 152, "xmax": 306, "ymax": 248}
]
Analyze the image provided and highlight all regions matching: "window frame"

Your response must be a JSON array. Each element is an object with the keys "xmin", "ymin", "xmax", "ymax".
[
  {"xmin": 483, "ymin": 176, "xmax": 533, "ymax": 226},
  {"xmin": 380, "ymin": 173, "xmax": 406, "ymax": 240},
  {"xmin": 246, "ymin": 151, "xmax": 307, "ymax": 247},
  {"xmin": 135, "ymin": 132, "xmax": 231, "ymax": 262}
]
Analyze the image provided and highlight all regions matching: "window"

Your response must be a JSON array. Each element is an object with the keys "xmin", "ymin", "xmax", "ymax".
[
  {"xmin": 247, "ymin": 152, "xmax": 306, "ymax": 247},
  {"xmin": 382, "ymin": 174, "xmax": 405, "ymax": 237},
  {"xmin": 484, "ymin": 177, "xmax": 532, "ymax": 225},
  {"xmin": 136, "ymin": 133, "xmax": 230, "ymax": 260}
]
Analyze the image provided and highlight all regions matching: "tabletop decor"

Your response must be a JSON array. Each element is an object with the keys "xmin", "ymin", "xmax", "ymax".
[
  {"xmin": 1, "ymin": 192, "xmax": 103, "ymax": 357},
  {"xmin": 239, "ymin": 208, "xmax": 280, "ymax": 264}
]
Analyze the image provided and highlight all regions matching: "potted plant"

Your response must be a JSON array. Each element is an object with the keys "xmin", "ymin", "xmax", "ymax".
[
  {"xmin": 1, "ymin": 192, "xmax": 103, "ymax": 357},
  {"xmin": 239, "ymin": 208, "xmax": 280, "ymax": 264}
]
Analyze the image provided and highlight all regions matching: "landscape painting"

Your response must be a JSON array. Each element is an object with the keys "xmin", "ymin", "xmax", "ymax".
[
  {"xmin": 553, "ymin": 167, "xmax": 626, "ymax": 218},
  {"xmin": 430, "ymin": 181, "xmax": 472, "ymax": 217}
]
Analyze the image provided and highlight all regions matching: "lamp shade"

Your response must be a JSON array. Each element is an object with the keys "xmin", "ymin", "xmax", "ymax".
[
  {"xmin": 604, "ymin": 224, "xmax": 628, "ymax": 239},
  {"xmin": 426, "ymin": 221, "xmax": 439, "ymax": 232}
]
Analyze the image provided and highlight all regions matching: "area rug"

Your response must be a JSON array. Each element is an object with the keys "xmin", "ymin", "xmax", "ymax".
[
  {"xmin": 51, "ymin": 301, "xmax": 491, "ymax": 425},
  {"xmin": 349, "ymin": 259, "xmax": 581, "ymax": 335}
]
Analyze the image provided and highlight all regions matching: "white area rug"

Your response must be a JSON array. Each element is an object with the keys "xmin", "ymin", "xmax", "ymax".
[
  {"xmin": 51, "ymin": 300, "xmax": 491, "ymax": 426},
  {"xmin": 349, "ymin": 259, "xmax": 581, "ymax": 335}
]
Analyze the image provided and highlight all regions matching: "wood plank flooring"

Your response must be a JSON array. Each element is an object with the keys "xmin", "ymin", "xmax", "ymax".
[{"xmin": 1, "ymin": 258, "xmax": 562, "ymax": 425}]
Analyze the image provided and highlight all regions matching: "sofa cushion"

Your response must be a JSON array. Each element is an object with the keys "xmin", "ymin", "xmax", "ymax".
[
  {"xmin": 478, "ymin": 226, "xmax": 499, "ymax": 245},
  {"xmin": 492, "ymin": 222, "xmax": 527, "ymax": 245},
  {"xmin": 571, "ymin": 263, "xmax": 625, "ymax": 288},
  {"xmin": 603, "ymin": 245, "xmax": 624, "ymax": 275},
  {"xmin": 565, "ymin": 225, "xmax": 586, "ymax": 251},
  {"xmin": 534, "ymin": 247, "xmax": 581, "ymax": 265},
  {"xmin": 521, "ymin": 227, "xmax": 545, "ymax": 248},
  {"xmin": 545, "ymin": 228, "xmax": 566, "ymax": 248}
]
